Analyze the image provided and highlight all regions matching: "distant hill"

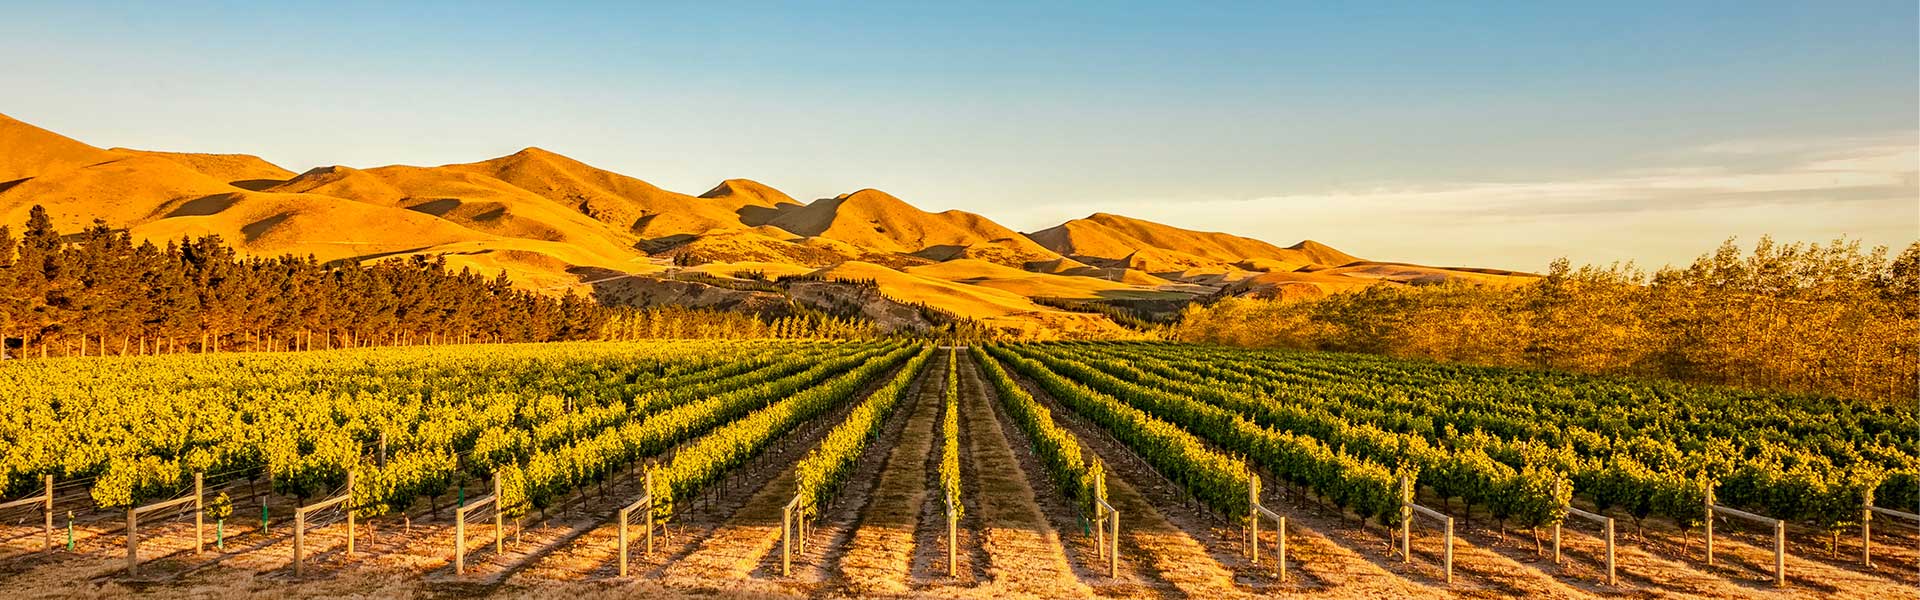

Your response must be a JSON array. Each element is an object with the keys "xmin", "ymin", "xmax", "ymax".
[{"xmin": 0, "ymin": 112, "xmax": 1535, "ymax": 337}]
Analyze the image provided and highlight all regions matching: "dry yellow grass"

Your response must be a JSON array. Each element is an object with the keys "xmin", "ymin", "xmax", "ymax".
[
  {"xmin": 110, "ymin": 148, "xmax": 296, "ymax": 186},
  {"xmin": 448, "ymin": 147, "xmax": 753, "ymax": 239},
  {"xmin": 0, "ymin": 111, "xmax": 1537, "ymax": 336},
  {"xmin": 0, "ymin": 112, "xmax": 117, "ymax": 183},
  {"xmin": 1029, "ymin": 212, "xmax": 1360, "ymax": 268},
  {"xmin": 809, "ymin": 262, "xmax": 1129, "ymax": 338},
  {"xmin": 768, "ymin": 189, "xmax": 1065, "ymax": 267},
  {"xmin": 702, "ymin": 178, "xmax": 800, "ymax": 209}
]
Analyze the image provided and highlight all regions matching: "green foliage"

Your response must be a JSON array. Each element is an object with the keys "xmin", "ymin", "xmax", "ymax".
[
  {"xmin": 1174, "ymin": 238, "xmax": 1920, "ymax": 402},
  {"xmin": 939, "ymin": 348, "xmax": 963, "ymax": 517},
  {"xmin": 791, "ymin": 346, "xmax": 934, "ymax": 514},
  {"xmin": 989, "ymin": 345, "xmax": 1252, "ymax": 519},
  {"xmin": 971, "ymin": 346, "xmax": 1105, "ymax": 517},
  {"xmin": 206, "ymin": 491, "xmax": 233, "ymax": 521}
]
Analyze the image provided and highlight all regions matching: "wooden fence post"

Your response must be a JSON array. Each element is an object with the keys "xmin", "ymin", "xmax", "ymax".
[
  {"xmin": 294, "ymin": 506, "xmax": 306, "ymax": 577},
  {"xmin": 645, "ymin": 469, "xmax": 655, "ymax": 555},
  {"xmin": 126, "ymin": 508, "xmax": 138, "ymax": 576},
  {"xmin": 1276, "ymin": 516, "xmax": 1288, "ymax": 581},
  {"xmin": 1248, "ymin": 473, "xmax": 1259, "ymax": 563},
  {"xmin": 43, "ymin": 474, "xmax": 54, "ymax": 552},
  {"xmin": 346, "ymin": 471, "xmax": 356, "ymax": 556},
  {"xmin": 1443, "ymin": 516, "xmax": 1455, "ymax": 585},
  {"xmin": 947, "ymin": 495, "xmax": 958, "ymax": 576},
  {"xmin": 1605, "ymin": 517, "xmax": 1617, "ymax": 585},
  {"xmin": 455, "ymin": 508, "xmax": 465, "ymax": 575},
  {"xmin": 1399, "ymin": 474, "xmax": 1412, "ymax": 563},
  {"xmin": 1552, "ymin": 522, "xmax": 1561, "ymax": 564},
  {"xmin": 1704, "ymin": 488, "xmax": 1714, "ymax": 565},
  {"xmin": 493, "ymin": 471, "xmax": 503, "ymax": 555},
  {"xmin": 1861, "ymin": 506, "xmax": 1871, "ymax": 567},
  {"xmin": 1773, "ymin": 521, "xmax": 1785, "ymax": 587},
  {"xmin": 194, "ymin": 472, "xmax": 204, "ymax": 555}
]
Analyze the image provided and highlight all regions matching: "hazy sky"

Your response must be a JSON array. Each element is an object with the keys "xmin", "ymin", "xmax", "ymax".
[{"xmin": 4, "ymin": 1, "xmax": 1914, "ymax": 271}]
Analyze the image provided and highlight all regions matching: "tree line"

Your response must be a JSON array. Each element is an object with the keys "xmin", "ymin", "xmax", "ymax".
[
  {"xmin": 1173, "ymin": 237, "xmax": 1920, "ymax": 402},
  {"xmin": 0, "ymin": 206, "xmax": 604, "ymax": 358}
]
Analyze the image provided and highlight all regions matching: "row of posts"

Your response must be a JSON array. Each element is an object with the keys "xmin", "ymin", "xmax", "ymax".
[{"xmin": 10, "ymin": 455, "xmax": 1913, "ymax": 586}]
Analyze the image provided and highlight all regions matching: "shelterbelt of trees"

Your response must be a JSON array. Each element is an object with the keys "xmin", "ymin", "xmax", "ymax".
[
  {"xmin": 0, "ymin": 205, "xmax": 607, "ymax": 356},
  {"xmin": 0, "ymin": 205, "xmax": 973, "ymax": 357},
  {"xmin": 1174, "ymin": 237, "xmax": 1920, "ymax": 402}
]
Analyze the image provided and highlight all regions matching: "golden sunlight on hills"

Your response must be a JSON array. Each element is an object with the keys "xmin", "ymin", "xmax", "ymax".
[{"xmin": 0, "ymin": 111, "xmax": 1534, "ymax": 336}]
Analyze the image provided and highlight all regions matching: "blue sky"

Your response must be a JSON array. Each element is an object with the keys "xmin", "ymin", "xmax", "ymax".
[{"xmin": 3, "ymin": 1, "xmax": 1914, "ymax": 270}]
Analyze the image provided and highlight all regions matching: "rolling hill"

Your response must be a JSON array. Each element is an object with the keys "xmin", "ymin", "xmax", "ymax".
[{"xmin": 0, "ymin": 111, "xmax": 1535, "ymax": 337}]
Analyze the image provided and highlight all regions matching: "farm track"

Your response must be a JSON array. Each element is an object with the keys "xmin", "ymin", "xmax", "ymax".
[
  {"xmin": 827, "ymin": 353, "xmax": 942, "ymax": 595},
  {"xmin": 944, "ymin": 349, "xmax": 1093, "ymax": 598}
]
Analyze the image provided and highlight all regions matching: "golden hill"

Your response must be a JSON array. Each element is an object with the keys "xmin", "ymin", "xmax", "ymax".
[
  {"xmin": 1028, "ymin": 212, "xmax": 1361, "ymax": 271},
  {"xmin": 809, "ymin": 261, "xmax": 1129, "ymax": 338},
  {"xmin": 766, "ymin": 189, "xmax": 1066, "ymax": 267},
  {"xmin": 110, "ymin": 148, "xmax": 295, "ymax": 189},
  {"xmin": 445, "ymin": 147, "xmax": 752, "ymax": 239},
  {"xmin": 267, "ymin": 163, "xmax": 639, "ymax": 262},
  {"xmin": 0, "ymin": 113, "xmax": 118, "ymax": 184},
  {"xmin": 0, "ymin": 111, "xmax": 1538, "ymax": 337}
]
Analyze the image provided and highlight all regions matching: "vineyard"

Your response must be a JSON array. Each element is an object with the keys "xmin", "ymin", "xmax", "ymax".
[{"xmin": 0, "ymin": 340, "xmax": 1914, "ymax": 599}]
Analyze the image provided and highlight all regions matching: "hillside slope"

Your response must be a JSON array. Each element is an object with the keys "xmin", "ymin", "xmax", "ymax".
[
  {"xmin": 0, "ymin": 111, "xmax": 1537, "ymax": 337},
  {"xmin": 766, "ymin": 189, "xmax": 1067, "ymax": 267}
]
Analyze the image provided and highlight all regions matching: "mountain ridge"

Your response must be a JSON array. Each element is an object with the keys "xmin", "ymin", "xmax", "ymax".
[{"xmin": 0, "ymin": 112, "xmax": 1534, "ymax": 337}]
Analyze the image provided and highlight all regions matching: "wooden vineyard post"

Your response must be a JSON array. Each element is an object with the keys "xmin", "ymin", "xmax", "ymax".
[
  {"xmin": 2, "ymin": 477, "xmax": 60, "ymax": 554},
  {"xmin": 126, "ymin": 507, "xmax": 137, "ymax": 576},
  {"xmin": 1863, "ymin": 504, "xmax": 1920, "ymax": 570},
  {"xmin": 1705, "ymin": 487, "xmax": 1714, "ymax": 566},
  {"xmin": 346, "ymin": 471, "xmax": 355, "ymax": 556},
  {"xmin": 1862, "ymin": 505, "xmax": 1871, "ymax": 567},
  {"xmin": 1605, "ymin": 516, "xmax": 1617, "ymax": 585},
  {"xmin": 453, "ymin": 471, "xmax": 501, "ymax": 577},
  {"xmin": 294, "ymin": 503, "xmax": 306, "ymax": 576},
  {"xmin": 44, "ymin": 475, "xmax": 53, "ymax": 552},
  {"xmin": 1401, "ymin": 474, "xmax": 1455, "ymax": 584},
  {"xmin": 1402, "ymin": 474, "xmax": 1415, "ymax": 562},
  {"xmin": 1553, "ymin": 522, "xmax": 1561, "ymax": 564},
  {"xmin": 455, "ymin": 509, "xmax": 465, "ymax": 575},
  {"xmin": 1706, "ymin": 493, "xmax": 1789, "ymax": 587},
  {"xmin": 646, "ymin": 468, "xmax": 656, "ymax": 555},
  {"xmin": 194, "ymin": 472, "xmax": 204, "ymax": 555},
  {"xmin": 617, "ymin": 469, "xmax": 654, "ymax": 578},
  {"xmin": 1106, "ymin": 501, "xmax": 1119, "ymax": 578},
  {"xmin": 1247, "ymin": 472, "xmax": 1258, "ymax": 562},
  {"xmin": 1246, "ymin": 472, "xmax": 1287, "ymax": 580},
  {"xmin": 946, "ymin": 493, "xmax": 958, "ymax": 577},
  {"xmin": 1564, "ymin": 506, "xmax": 1616, "ymax": 585},
  {"xmin": 1278, "ymin": 516, "xmax": 1288, "ymax": 582},
  {"xmin": 124, "ymin": 472, "xmax": 205, "ymax": 577},
  {"xmin": 1773, "ymin": 521, "xmax": 1785, "ymax": 588},
  {"xmin": 493, "ymin": 471, "xmax": 503, "ymax": 555},
  {"xmin": 782, "ymin": 493, "xmax": 802, "ymax": 577},
  {"xmin": 1089, "ymin": 467, "xmax": 1118, "ymax": 578},
  {"xmin": 292, "ymin": 472, "xmax": 356, "ymax": 577}
]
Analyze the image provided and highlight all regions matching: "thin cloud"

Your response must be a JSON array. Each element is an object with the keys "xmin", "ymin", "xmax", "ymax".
[{"xmin": 1008, "ymin": 133, "xmax": 1917, "ymax": 270}]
